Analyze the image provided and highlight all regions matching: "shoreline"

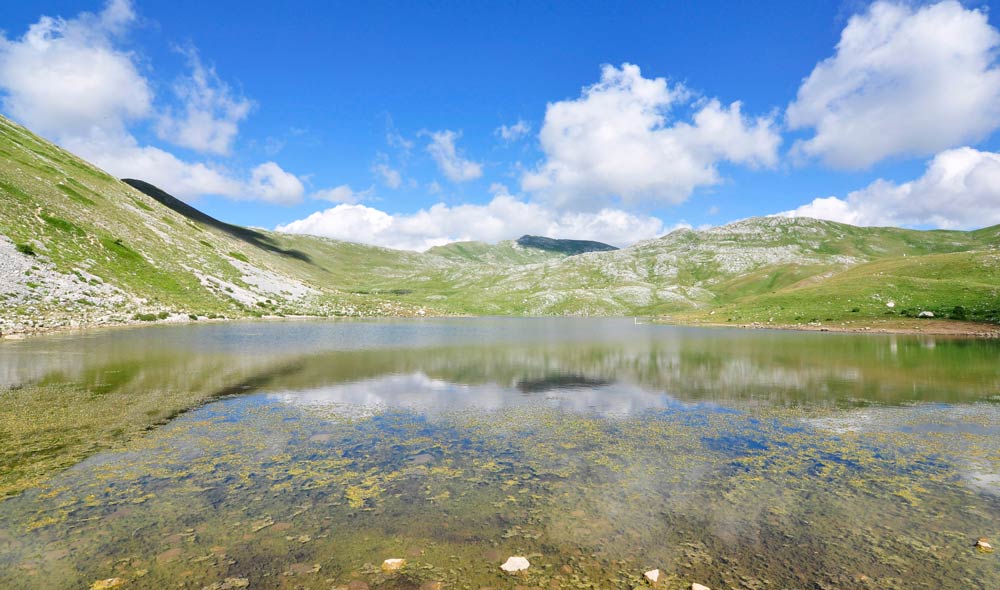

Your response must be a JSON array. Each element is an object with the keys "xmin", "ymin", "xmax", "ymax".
[
  {"xmin": 672, "ymin": 317, "xmax": 1000, "ymax": 338},
  {"xmin": 0, "ymin": 314, "xmax": 333, "ymax": 341},
  {"xmin": 3, "ymin": 312, "xmax": 1000, "ymax": 341}
]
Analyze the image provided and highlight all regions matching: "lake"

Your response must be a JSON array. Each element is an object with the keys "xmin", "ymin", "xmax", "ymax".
[{"xmin": 1, "ymin": 318, "xmax": 998, "ymax": 589}]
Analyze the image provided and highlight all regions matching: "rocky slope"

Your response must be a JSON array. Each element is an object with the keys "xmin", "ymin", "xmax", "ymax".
[{"xmin": 1, "ymin": 114, "xmax": 998, "ymax": 335}]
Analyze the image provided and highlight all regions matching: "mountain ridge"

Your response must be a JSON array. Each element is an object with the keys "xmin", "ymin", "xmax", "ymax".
[
  {"xmin": 515, "ymin": 235, "xmax": 618, "ymax": 255},
  {"xmin": 1, "ymin": 113, "xmax": 998, "ymax": 335}
]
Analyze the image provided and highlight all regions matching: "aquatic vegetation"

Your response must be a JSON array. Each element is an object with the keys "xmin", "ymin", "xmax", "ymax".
[
  {"xmin": 0, "ymin": 321, "xmax": 997, "ymax": 589},
  {"xmin": 1, "ymin": 392, "xmax": 998, "ymax": 589},
  {"xmin": 0, "ymin": 353, "xmax": 296, "ymax": 498}
]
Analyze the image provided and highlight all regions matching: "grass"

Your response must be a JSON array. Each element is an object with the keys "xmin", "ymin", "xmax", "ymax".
[
  {"xmin": 680, "ymin": 250, "xmax": 1000, "ymax": 326},
  {"xmin": 1, "ymin": 112, "xmax": 999, "ymax": 329}
]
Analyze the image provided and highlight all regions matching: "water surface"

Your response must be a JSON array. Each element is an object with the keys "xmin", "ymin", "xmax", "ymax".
[{"xmin": 1, "ymin": 319, "xmax": 998, "ymax": 589}]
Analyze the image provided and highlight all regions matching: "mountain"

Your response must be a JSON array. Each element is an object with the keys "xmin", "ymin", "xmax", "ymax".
[
  {"xmin": 515, "ymin": 235, "xmax": 618, "ymax": 255},
  {"xmin": 425, "ymin": 240, "xmax": 567, "ymax": 265},
  {"xmin": 1, "ymin": 113, "xmax": 998, "ymax": 334},
  {"xmin": 425, "ymin": 235, "xmax": 616, "ymax": 264},
  {"xmin": 0, "ymin": 114, "xmax": 437, "ymax": 334}
]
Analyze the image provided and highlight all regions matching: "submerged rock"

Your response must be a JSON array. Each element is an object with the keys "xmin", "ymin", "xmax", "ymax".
[
  {"xmin": 382, "ymin": 558, "xmax": 406, "ymax": 572},
  {"xmin": 501, "ymin": 556, "xmax": 531, "ymax": 573},
  {"xmin": 410, "ymin": 453, "xmax": 435, "ymax": 465},
  {"xmin": 644, "ymin": 569, "xmax": 661, "ymax": 583},
  {"xmin": 976, "ymin": 538, "xmax": 994, "ymax": 553},
  {"xmin": 691, "ymin": 584, "xmax": 710, "ymax": 590},
  {"xmin": 90, "ymin": 579, "xmax": 126, "ymax": 590},
  {"xmin": 285, "ymin": 563, "xmax": 321, "ymax": 576},
  {"xmin": 156, "ymin": 547, "xmax": 182, "ymax": 564}
]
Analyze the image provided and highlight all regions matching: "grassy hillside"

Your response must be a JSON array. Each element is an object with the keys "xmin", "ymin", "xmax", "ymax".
[
  {"xmin": 686, "ymin": 250, "xmax": 1000, "ymax": 327},
  {"xmin": 0, "ymin": 115, "xmax": 436, "ymax": 333},
  {"xmin": 1, "ymin": 113, "xmax": 998, "ymax": 334},
  {"xmin": 426, "ymin": 240, "xmax": 566, "ymax": 264}
]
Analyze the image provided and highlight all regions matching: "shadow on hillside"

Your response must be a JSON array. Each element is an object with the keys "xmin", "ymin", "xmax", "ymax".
[{"xmin": 122, "ymin": 178, "xmax": 313, "ymax": 264}]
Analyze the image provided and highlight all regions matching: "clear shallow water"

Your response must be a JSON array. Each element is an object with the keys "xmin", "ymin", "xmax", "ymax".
[{"xmin": 0, "ymin": 318, "xmax": 998, "ymax": 589}]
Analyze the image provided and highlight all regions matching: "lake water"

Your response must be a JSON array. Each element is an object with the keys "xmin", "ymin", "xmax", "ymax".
[{"xmin": 1, "ymin": 318, "xmax": 998, "ymax": 589}]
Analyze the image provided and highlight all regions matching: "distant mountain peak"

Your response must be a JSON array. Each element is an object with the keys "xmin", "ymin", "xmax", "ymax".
[{"xmin": 515, "ymin": 235, "xmax": 618, "ymax": 256}]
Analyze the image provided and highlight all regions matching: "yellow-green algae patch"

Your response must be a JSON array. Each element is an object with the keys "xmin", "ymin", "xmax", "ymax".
[
  {"xmin": 0, "ymin": 354, "xmax": 297, "ymax": 497},
  {"xmin": 0, "ymin": 394, "xmax": 997, "ymax": 590},
  {"xmin": 2, "ymin": 321, "xmax": 999, "ymax": 589}
]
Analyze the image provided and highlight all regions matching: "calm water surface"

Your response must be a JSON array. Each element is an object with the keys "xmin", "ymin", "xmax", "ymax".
[{"xmin": 0, "ymin": 318, "xmax": 998, "ymax": 589}]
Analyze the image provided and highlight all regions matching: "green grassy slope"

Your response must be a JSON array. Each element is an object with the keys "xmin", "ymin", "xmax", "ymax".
[
  {"xmin": 426, "ymin": 240, "xmax": 566, "ymax": 264},
  {"xmin": 429, "ymin": 217, "xmax": 997, "ymax": 317},
  {"xmin": 1, "ymin": 113, "xmax": 998, "ymax": 332},
  {"xmin": 0, "ymin": 115, "xmax": 435, "ymax": 332},
  {"xmin": 688, "ymin": 250, "xmax": 1000, "ymax": 326}
]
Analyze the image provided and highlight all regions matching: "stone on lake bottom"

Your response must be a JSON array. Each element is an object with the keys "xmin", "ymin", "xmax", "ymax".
[
  {"xmin": 382, "ymin": 558, "xmax": 406, "ymax": 572},
  {"xmin": 156, "ymin": 547, "xmax": 182, "ymax": 564},
  {"xmin": 692, "ymin": 584, "xmax": 710, "ymax": 590},
  {"xmin": 91, "ymin": 579, "xmax": 126, "ymax": 590},
  {"xmin": 976, "ymin": 538, "xmax": 993, "ymax": 553},
  {"xmin": 285, "ymin": 563, "xmax": 321, "ymax": 576},
  {"xmin": 501, "ymin": 556, "xmax": 530, "ymax": 572},
  {"xmin": 644, "ymin": 569, "xmax": 661, "ymax": 583}
]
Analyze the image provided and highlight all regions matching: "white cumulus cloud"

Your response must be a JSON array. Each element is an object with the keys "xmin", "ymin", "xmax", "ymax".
[
  {"xmin": 426, "ymin": 129, "xmax": 483, "ymax": 182},
  {"xmin": 0, "ymin": 0, "xmax": 150, "ymax": 137},
  {"xmin": 62, "ymin": 127, "xmax": 305, "ymax": 204},
  {"xmin": 275, "ymin": 191, "xmax": 666, "ymax": 251},
  {"xmin": 787, "ymin": 0, "xmax": 1000, "ymax": 169},
  {"xmin": 779, "ymin": 147, "xmax": 1000, "ymax": 229},
  {"xmin": 522, "ymin": 63, "xmax": 780, "ymax": 208},
  {"xmin": 0, "ymin": 0, "xmax": 306, "ymax": 205},
  {"xmin": 247, "ymin": 162, "xmax": 304, "ymax": 204},
  {"xmin": 155, "ymin": 47, "xmax": 254, "ymax": 155},
  {"xmin": 64, "ymin": 130, "xmax": 244, "ymax": 197}
]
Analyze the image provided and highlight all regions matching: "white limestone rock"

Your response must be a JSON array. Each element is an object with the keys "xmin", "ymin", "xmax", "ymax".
[{"xmin": 500, "ymin": 556, "xmax": 530, "ymax": 573}]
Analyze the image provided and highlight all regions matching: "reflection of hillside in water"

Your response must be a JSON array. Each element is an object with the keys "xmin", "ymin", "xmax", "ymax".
[
  {"xmin": 258, "ymin": 337, "xmax": 1000, "ymax": 408},
  {"xmin": 2, "ymin": 320, "xmax": 998, "ymax": 407}
]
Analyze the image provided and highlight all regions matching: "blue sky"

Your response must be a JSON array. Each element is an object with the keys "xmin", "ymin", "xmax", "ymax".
[{"xmin": 2, "ymin": 0, "xmax": 1000, "ymax": 249}]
